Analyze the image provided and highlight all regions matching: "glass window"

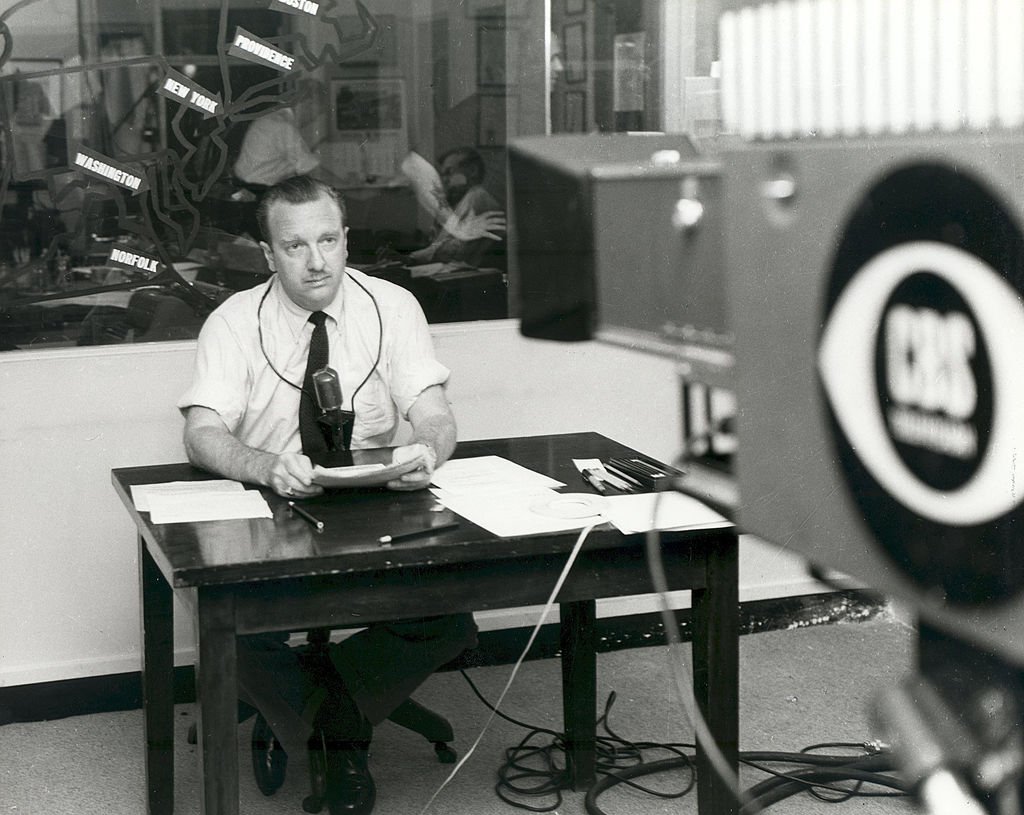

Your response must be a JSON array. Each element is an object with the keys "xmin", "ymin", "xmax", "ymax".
[{"xmin": 0, "ymin": 0, "xmax": 722, "ymax": 350}]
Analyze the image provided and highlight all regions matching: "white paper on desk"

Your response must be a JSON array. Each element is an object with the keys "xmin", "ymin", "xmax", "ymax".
[
  {"xmin": 313, "ymin": 457, "xmax": 422, "ymax": 488},
  {"xmin": 603, "ymin": 492, "xmax": 732, "ymax": 534},
  {"xmin": 131, "ymin": 479, "xmax": 244, "ymax": 512},
  {"xmin": 147, "ymin": 490, "xmax": 273, "ymax": 525},
  {"xmin": 434, "ymin": 488, "xmax": 602, "ymax": 538},
  {"xmin": 430, "ymin": 456, "xmax": 564, "ymax": 495}
]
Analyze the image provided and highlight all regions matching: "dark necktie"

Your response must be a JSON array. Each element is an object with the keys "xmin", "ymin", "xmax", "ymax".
[{"xmin": 299, "ymin": 311, "xmax": 331, "ymax": 456}]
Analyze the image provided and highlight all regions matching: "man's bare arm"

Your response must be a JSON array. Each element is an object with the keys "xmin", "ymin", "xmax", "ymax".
[
  {"xmin": 388, "ymin": 385, "xmax": 457, "ymax": 491},
  {"xmin": 183, "ymin": 406, "xmax": 322, "ymax": 497}
]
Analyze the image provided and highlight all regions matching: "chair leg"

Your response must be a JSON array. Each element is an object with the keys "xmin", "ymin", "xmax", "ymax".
[{"xmin": 386, "ymin": 698, "xmax": 457, "ymax": 763}]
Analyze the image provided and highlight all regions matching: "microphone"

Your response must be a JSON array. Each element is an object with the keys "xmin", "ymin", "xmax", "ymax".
[
  {"xmin": 312, "ymin": 366, "xmax": 344, "ymax": 415},
  {"xmin": 312, "ymin": 366, "xmax": 354, "ymax": 450}
]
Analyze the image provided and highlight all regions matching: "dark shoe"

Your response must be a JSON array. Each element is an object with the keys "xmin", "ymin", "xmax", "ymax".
[
  {"xmin": 305, "ymin": 736, "xmax": 376, "ymax": 815},
  {"xmin": 324, "ymin": 746, "xmax": 375, "ymax": 815},
  {"xmin": 251, "ymin": 714, "xmax": 287, "ymax": 796},
  {"xmin": 305, "ymin": 689, "xmax": 374, "ymax": 814}
]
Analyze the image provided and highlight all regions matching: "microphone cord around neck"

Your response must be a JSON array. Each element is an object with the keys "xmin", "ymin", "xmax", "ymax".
[{"xmin": 256, "ymin": 271, "xmax": 383, "ymax": 409}]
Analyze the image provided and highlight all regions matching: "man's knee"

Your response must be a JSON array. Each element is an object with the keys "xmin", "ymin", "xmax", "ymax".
[{"xmin": 390, "ymin": 613, "xmax": 478, "ymax": 649}]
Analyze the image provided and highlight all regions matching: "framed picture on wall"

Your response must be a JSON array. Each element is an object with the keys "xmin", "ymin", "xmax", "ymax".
[
  {"xmin": 477, "ymin": 21, "xmax": 509, "ymax": 87},
  {"xmin": 563, "ymin": 21, "xmax": 586, "ymax": 83},
  {"xmin": 331, "ymin": 78, "xmax": 406, "ymax": 135},
  {"xmin": 564, "ymin": 90, "xmax": 586, "ymax": 132}
]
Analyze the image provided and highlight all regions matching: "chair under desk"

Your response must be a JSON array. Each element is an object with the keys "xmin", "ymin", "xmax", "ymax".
[{"xmin": 111, "ymin": 431, "xmax": 739, "ymax": 815}]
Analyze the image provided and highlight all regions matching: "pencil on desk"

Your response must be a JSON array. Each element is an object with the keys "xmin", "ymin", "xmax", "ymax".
[
  {"xmin": 379, "ymin": 521, "xmax": 459, "ymax": 546},
  {"xmin": 288, "ymin": 501, "xmax": 324, "ymax": 532}
]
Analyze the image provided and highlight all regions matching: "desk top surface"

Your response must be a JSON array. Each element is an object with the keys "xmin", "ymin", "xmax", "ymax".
[{"xmin": 113, "ymin": 432, "xmax": 711, "ymax": 589}]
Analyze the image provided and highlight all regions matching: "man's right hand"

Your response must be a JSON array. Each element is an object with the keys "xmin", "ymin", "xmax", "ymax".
[
  {"xmin": 443, "ymin": 210, "xmax": 506, "ymax": 242},
  {"xmin": 267, "ymin": 452, "xmax": 323, "ymax": 498}
]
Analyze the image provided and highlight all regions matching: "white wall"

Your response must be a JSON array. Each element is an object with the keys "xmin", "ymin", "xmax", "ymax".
[{"xmin": 0, "ymin": 320, "xmax": 817, "ymax": 687}]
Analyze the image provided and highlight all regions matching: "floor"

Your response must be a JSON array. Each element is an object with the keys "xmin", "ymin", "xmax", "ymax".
[{"xmin": 0, "ymin": 613, "xmax": 919, "ymax": 815}]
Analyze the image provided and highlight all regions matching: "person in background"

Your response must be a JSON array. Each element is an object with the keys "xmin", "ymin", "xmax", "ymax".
[
  {"xmin": 401, "ymin": 147, "xmax": 505, "ymax": 267},
  {"xmin": 233, "ymin": 79, "xmax": 347, "ymax": 193},
  {"xmin": 233, "ymin": 107, "xmax": 320, "ymax": 189},
  {"xmin": 177, "ymin": 174, "xmax": 477, "ymax": 815}
]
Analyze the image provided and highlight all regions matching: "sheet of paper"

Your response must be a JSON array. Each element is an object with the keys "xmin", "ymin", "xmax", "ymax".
[
  {"xmin": 430, "ymin": 456, "xmax": 564, "ymax": 495},
  {"xmin": 313, "ymin": 451, "xmax": 426, "ymax": 488},
  {"xmin": 434, "ymin": 488, "xmax": 602, "ymax": 538},
  {"xmin": 131, "ymin": 479, "xmax": 244, "ymax": 512},
  {"xmin": 602, "ymin": 491, "xmax": 732, "ymax": 534},
  {"xmin": 147, "ymin": 490, "xmax": 273, "ymax": 525}
]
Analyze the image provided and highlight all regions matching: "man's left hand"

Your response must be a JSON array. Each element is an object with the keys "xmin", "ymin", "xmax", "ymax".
[{"xmin": 387, "ymin": 443, "xmax": 437, "ymax": 491}]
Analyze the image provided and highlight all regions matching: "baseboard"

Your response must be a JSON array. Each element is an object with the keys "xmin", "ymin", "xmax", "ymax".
[{"xmin": 0, "ymin": 590, "xmax": 886, "ymax": 726}]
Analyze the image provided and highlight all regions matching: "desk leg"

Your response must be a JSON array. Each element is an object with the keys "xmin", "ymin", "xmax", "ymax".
[
  {"xmin": 194, "ymin": 587, "xmax": 239, "ymax": 815},
  {"xmin": 139, "ymin": 535, "xmax": 174, "ymax": 815},
  {"xmin": 691, "ymin": 532, "xmax": 740, "ymax": 815},
  {"xmin": 560, "ymin": 599, "xmax": 597, "ymax": 790}
]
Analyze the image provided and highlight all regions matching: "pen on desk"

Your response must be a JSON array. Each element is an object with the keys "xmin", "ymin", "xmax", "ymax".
[
  {"xmin": 288, "ymin": 501, "xmax": 324, "ymax": 532},
  {"xmin": 379, "ymin": 522, "xmax": 459, "ymax": 546},
  {"xmin": 580, "ymin": 468, "xmax": 608, "ymax": 494}
]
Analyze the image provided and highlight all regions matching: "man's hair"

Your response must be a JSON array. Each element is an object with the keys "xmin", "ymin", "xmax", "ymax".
[
  {"xmin": 438, "ymin": 147, "xmax": 486, "ymax": 186},
  {"xmin": 256, "ymin": 175, "xmax": 347, "ymax": 242}
]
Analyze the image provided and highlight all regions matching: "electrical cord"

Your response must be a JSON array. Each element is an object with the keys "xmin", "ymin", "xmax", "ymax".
[
  {"xmin": 460, "ymin": 663, "xmax": 910, "ymax": 814},
  {"xmin": 417, "ymin": 522, "xmax": 598, "ymax": 815},
  {"xmin": 458, "ymin": 669, "xmax": 696, "ymax": 812},
  {"xmin": 739, "ymin": 753, "xmax": 909, "ymax": 815},
  {"xmin": 465, "ymin": 475, "xmax": 912, "ymax": 815},
  {"xmin": 643, "ymin": 488, "xmax": 751, "ymax": 808},
  {"xmin": 637, "ymin": 477, "xmax": 910, "ymax": 815}
]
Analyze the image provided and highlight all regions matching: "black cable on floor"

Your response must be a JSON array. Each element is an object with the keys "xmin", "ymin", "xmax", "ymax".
[
  {"xmin": 460, "ymin": 669, "xmax": 695, "ymax": 812},
  {"xmin": 461, "ymin": 669, "xmax": 912, "ymax": 814},
  {"xmin": 738, "ymin": 754, "xmax": 910, "ymax": 815}
]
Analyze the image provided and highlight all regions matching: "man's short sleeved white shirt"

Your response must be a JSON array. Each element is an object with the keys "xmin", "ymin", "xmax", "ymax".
[{"xmin": 177, "ymin": 268, "xmax": 450, "ymax": 453}]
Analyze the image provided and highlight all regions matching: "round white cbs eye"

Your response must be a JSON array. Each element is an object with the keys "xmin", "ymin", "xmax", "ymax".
[{"xmin": 818, "ymin": 240, "xmax": 1024, "ymax": 526}]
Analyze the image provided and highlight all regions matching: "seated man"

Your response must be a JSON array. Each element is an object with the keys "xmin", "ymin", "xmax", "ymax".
[
  {"xmin": 177, "ymin": 175, "xmax": 477, "ymax": 815},
  {"xmin": 233, "ymin": 107, "xmax": 320, "ymax": 190},
  {"xmin": 401, "ymin": 147, "xmax": 505, "ymax": 267}
]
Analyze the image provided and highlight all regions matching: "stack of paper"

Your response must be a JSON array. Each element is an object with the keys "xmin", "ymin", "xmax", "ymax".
[
  {"xmin": 430, "ymin": 456, "xmax": 731, "ymax": 539},
  {"xmin": 601, "ymin": 491, "xmax": 731, "ymax": 534},
  {"xmin": 131, "ymin": 480, "xmax": 272, "ymax": 525},
  {"xmin": 431, "ymin": 456, "xmax": 564, "ymax": 495},
  {"xmin": 430, "ymin": 456, "xmax": 593, "ymax": 537}
]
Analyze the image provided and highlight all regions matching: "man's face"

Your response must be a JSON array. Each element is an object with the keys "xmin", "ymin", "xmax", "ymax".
[
  {"xmin": 260, "ymin": 193, "xmax": 348, "ymax": 312},
  {"xmin": 439, "ymin": 154, "xmax": 470, "ymax": 206}
]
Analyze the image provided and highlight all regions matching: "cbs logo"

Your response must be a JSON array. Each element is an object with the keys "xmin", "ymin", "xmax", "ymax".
[{"xmin": 818, "ymin": 164, "xmax": 1024, "ymax": 605}]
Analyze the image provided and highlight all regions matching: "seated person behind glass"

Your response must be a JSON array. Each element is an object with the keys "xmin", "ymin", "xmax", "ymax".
[
  {"xmin": 400, "ymin": 148, "xmax": 505, "ymax": 267},
  {"xmin": 233, "ymin": 106, "xmax": 346, "ymax": 196}
]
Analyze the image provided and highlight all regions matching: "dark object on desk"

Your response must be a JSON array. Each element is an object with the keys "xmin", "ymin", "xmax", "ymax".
[
  {"xmin": 580, "ymin": 469, "xmax": 608, "ymax": 495},
  {"xmin": 288, "ymin": 501, "xmax": 324, "ymax": 532},
  {"xmin": 379, "ymin": 521, "xmax": 459, "ymax": 546},
  {"xmin": 604, "ymin": 454, "xmax": 686, "ymax": 492}
]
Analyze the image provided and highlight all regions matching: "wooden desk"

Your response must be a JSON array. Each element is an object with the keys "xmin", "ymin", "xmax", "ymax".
[{"xmin": 112, "ymin": 432, "xmax": 739, "ymax": 815}]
